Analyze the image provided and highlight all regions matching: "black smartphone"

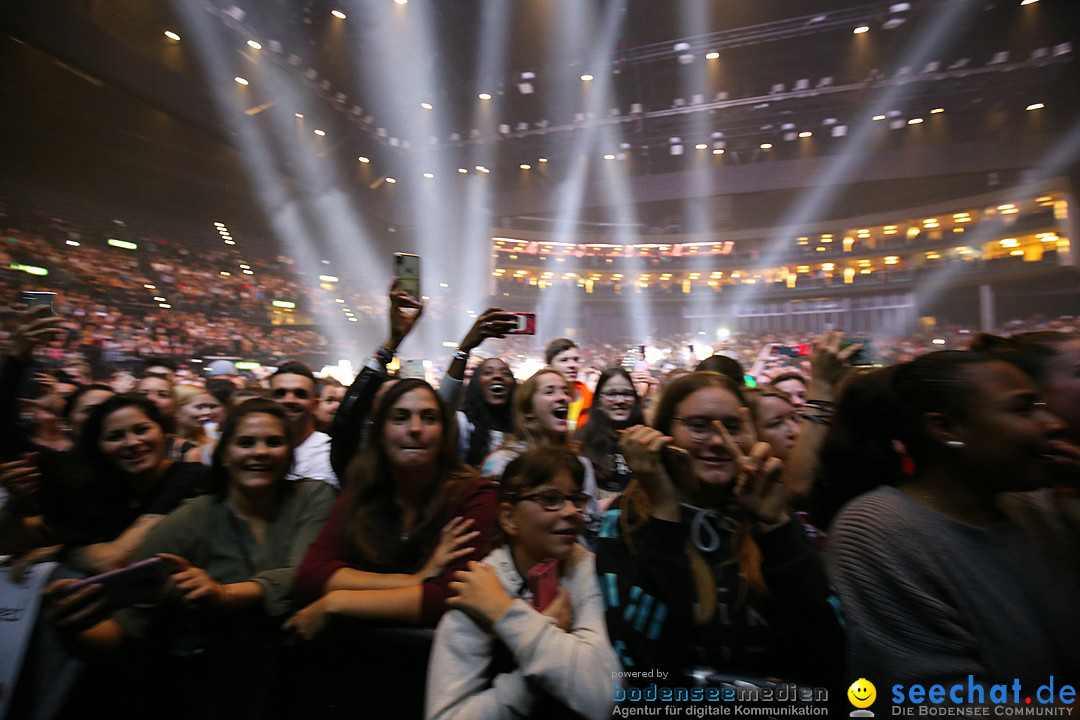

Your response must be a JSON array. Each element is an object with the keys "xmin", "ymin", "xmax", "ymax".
[{"xmin": 21, "ymin": 291, "xmax": 57, "ymax": 315}]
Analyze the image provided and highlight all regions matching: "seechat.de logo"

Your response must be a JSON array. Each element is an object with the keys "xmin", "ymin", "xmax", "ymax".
[{"xmin": 850, "ymin": 678, "xmax": 878, "ymax": 717}]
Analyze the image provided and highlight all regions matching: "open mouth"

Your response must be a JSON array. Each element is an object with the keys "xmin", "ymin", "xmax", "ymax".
[
  {"xmin": 552, "ymin": 407, "xmax": 568, "ymax": 420},
  {"xmin": 488, "ymin": 383, "xmax": 507, "ymax": 398}
]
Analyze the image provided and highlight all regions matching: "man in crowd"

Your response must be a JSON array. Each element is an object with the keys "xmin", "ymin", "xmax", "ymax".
[
  {"xmin": 545, "ymin": 337, "xmax": 592, "ymax": 430},
  {"xmin": 268, "ymin": 361, "xmax": 338, "ymax": 489}
]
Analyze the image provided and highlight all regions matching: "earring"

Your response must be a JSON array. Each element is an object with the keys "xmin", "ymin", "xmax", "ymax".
[{"xmin": 946, "ymin": 440, "xmax": 965, "ymax": 449}]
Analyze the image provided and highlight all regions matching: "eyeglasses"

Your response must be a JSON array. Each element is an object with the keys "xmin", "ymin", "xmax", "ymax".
[
  {"xmin": 600, "ymin": 390, "xmax": 635, "ymax": 400},
  {"xmin": 672, "ymin": 416, "xmax": 744, "ymax": 442},
  {"xmin": 512, "ymin": 489, "xmax": 590, "ymax": 511}
]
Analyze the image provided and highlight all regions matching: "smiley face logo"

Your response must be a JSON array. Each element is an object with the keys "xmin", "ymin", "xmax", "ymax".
[{"xmin": 848, "ymin": 678, "xmax": 877, "ymax": 709}]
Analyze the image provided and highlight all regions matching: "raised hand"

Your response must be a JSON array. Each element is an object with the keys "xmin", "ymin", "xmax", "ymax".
[
  {"xmin": 717, "ymin": 418, "xmax": 789, "ymax": 530},
  {"xmin": 809, "ymin": 331, "xmax": 860, "ymax": 393},
  {"xmin": 618, "ymin": 425, "xmax": 684, "ymax": 522},
  {"xmin": 386, "ymin": 279, "xmax": 425, "ymax": 351},
  {"xmin": 418, "ymin": 516, "xmax": 480, "ymax": 580},
  {"xmin": 459, "ymin": 308, "xmax": 518, "ymax": 354},
  {"xmin": 7, "ymin": 307, "xmax": 64, "ymax": 361}
]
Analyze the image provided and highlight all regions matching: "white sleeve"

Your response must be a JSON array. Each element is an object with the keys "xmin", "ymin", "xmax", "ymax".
[
  {"xmin": 425, "ymin": 554, "xmax": 619, "ymax": 720},
  {"xmin": 492, "ymin": 555, "xmax": 618, "ymax": 720},
  {"xmin": 425, "ymin": 609, "xmax": 536, "ymax": 720}
]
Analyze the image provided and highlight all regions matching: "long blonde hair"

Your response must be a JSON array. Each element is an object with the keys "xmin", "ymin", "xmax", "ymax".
[{"xmin": 494, "ymin": 369, "xmax": 582, "ymax": 454}]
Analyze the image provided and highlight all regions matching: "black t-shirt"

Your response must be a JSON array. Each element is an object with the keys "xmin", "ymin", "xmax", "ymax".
[{"xmin": 54, "ymin": 461, "xmax": 205, "ymax": 546}]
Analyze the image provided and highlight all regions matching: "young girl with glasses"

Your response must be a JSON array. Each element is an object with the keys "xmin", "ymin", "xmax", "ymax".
[{"xmin": 426, "ymin": 447, "xmax": 619, "ymax": 719}]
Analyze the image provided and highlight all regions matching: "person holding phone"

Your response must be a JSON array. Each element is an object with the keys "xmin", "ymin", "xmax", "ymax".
[
  {"xmin": 426, "ymin": 447, "xmax": 619, "ymax": 720},
  {"xmin": 595, "ymin": 372, "xmax": 843, "ymax": 690},
  {"xmin": 41, "ymin": 399, "xmax": 335, "ymax": 717},
  {"xmin": 435, "ymin": 309, "xmax": 519, "ymax": 466}
]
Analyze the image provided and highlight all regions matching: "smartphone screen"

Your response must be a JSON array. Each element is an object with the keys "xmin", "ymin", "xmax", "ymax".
[{"xmin": 393, "ymin": 252, "xmax": 421, "ymax": 299}]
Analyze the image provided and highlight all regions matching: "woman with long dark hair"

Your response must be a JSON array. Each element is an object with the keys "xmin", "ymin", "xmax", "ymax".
[
  {"xmin": 574, "ymin": 367, "xmax": 645, "ymax": 506},
  {"xmin": 42, "ymin": 399, "xmax": 335, "ymax": 718},
  {"xmin": 57, "ymin": 393, "xmax": 205, "ymax": 572},
  {"xmin": 287, "ymin": 378, "xmax": 496, "ymax": 636},
  {"xmin": 458, "ymin": 357, "xmax": 516, "ymax": 468}
]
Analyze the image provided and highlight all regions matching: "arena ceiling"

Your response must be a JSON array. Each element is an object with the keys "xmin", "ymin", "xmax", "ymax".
[{"xmin": 1, "ymin": 0, "xmax": 1078, "ymax": 238}]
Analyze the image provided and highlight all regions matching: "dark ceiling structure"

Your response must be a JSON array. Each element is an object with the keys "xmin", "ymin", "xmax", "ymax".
[{"xmin": 1, "ymin": 0, "xmax": 1078, "ymax": 247}]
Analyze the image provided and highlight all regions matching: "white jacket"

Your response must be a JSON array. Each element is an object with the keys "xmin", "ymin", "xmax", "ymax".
[{"xmin": 425, "ymin": 545, "xmax": 619, "ymax": 720}]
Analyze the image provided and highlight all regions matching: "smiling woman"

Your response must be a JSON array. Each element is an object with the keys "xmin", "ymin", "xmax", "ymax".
[
  {"xmin": 426, "ymin": 448, "xmax": 620, "ymax": 720},
  {"xmin": 825, "ymin": 351, "xmax": 1080, "ymax": 689},
  {"xmin": 595, "ymin": 372, "xmax": 844, "ymax": 691},
  {"xmin": 57, "ymin": 394, "xmax": 206, "ymax": 573},
  {"xmin": 575, "ymin": 367, "xmax": 647, "ymax": 503},
  {"xmin": 41, "ymin": 399, "xmax": 335, "ymax": 717}
]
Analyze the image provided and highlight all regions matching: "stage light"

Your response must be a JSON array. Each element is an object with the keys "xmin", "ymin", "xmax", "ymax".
[
  {"xmin": 294, "ymin": 113, "xmax": 303, "ymax": 118},
  {"xmin": 873, "ymin": 114, "xmax": 886, "ymax": 121},
  {"xmin": 538, "ymin": 158, "xmax": 548, "ymax": 163},
  {"xmin": 234, "ymin": 77, "xmax": 249, "ymax": 86},
  {"xmin": 247, "ymin": 40, "xmax": 262, "ymax": 50},
  {"xmin": 164, "ymin": 31, "xmax": 180, "ymax": 41},
  {"xmin": 458, "ymin": 168, "xmax": 468, "ymax": 174},
  {"xmin": 854, "ymin": 26, "xmax": 869, "ymax": 34},
  {"xmin": 423, "ymin": 172, "xmax": 434, "ymax": 179},
  {"xmin": 478, "ymin": 93, "xmax": 492, "ymax": 100},
  {"xmin": 603, "ymin": 154, "xmax": 615, "ymax": 160},
  {"xmin": 931, "ymin": 107, "xmax": 944, "ymax": 113},
  {"xmin": 695, "ymin": 144, "xmax": 707, "ymax": 150},
  {"xmin": 705, "ymin": 52, "xmax": 719, "ymax": 60},
  {"xmin": 520, "ymin": 164, "xmax": 531, "ymax": 169},
  {"xmin": 331, "ymin": 9, "xmax": 347, "ymax": 19},
  {"xmin": 385, "ymin": 177, "xmax": 396, "ymax": 184},
  {"xmin": 1026, "ymin": 102, "xmax": 1044, "ymax": 110},
  {"xmin": 760, "ymin": 143, "xmax": 772, "ymax": 149},
  {"xmin": 712, "ymin": 149, "xmax": 724, "ymax": 155},
  {"xmin": 314, "ymin": 129, "xmax": 325, "ymax": 136},
  {"xmin": 799, "ymin": 131, "xmax": 812, "ymax": 138},
  {"xmin": 358, "ymin": 156, "xmax": 370, "ymax": 163},
  {"xmin": 420, "ymin": 102, "xmax": 432, "ymax": 110},
  {"xmin": 908, "ymin": 117, "xmax": 924, "ymax": 125}
]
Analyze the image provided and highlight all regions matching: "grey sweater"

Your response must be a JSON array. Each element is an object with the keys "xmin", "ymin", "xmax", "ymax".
[
  {"xmin": 826, "ymin": 486, "xmax": 1080, "ymax": 689},
  {"xmin": 425, "ymin": 544, "xmax": 620, "ymax": 720}
]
